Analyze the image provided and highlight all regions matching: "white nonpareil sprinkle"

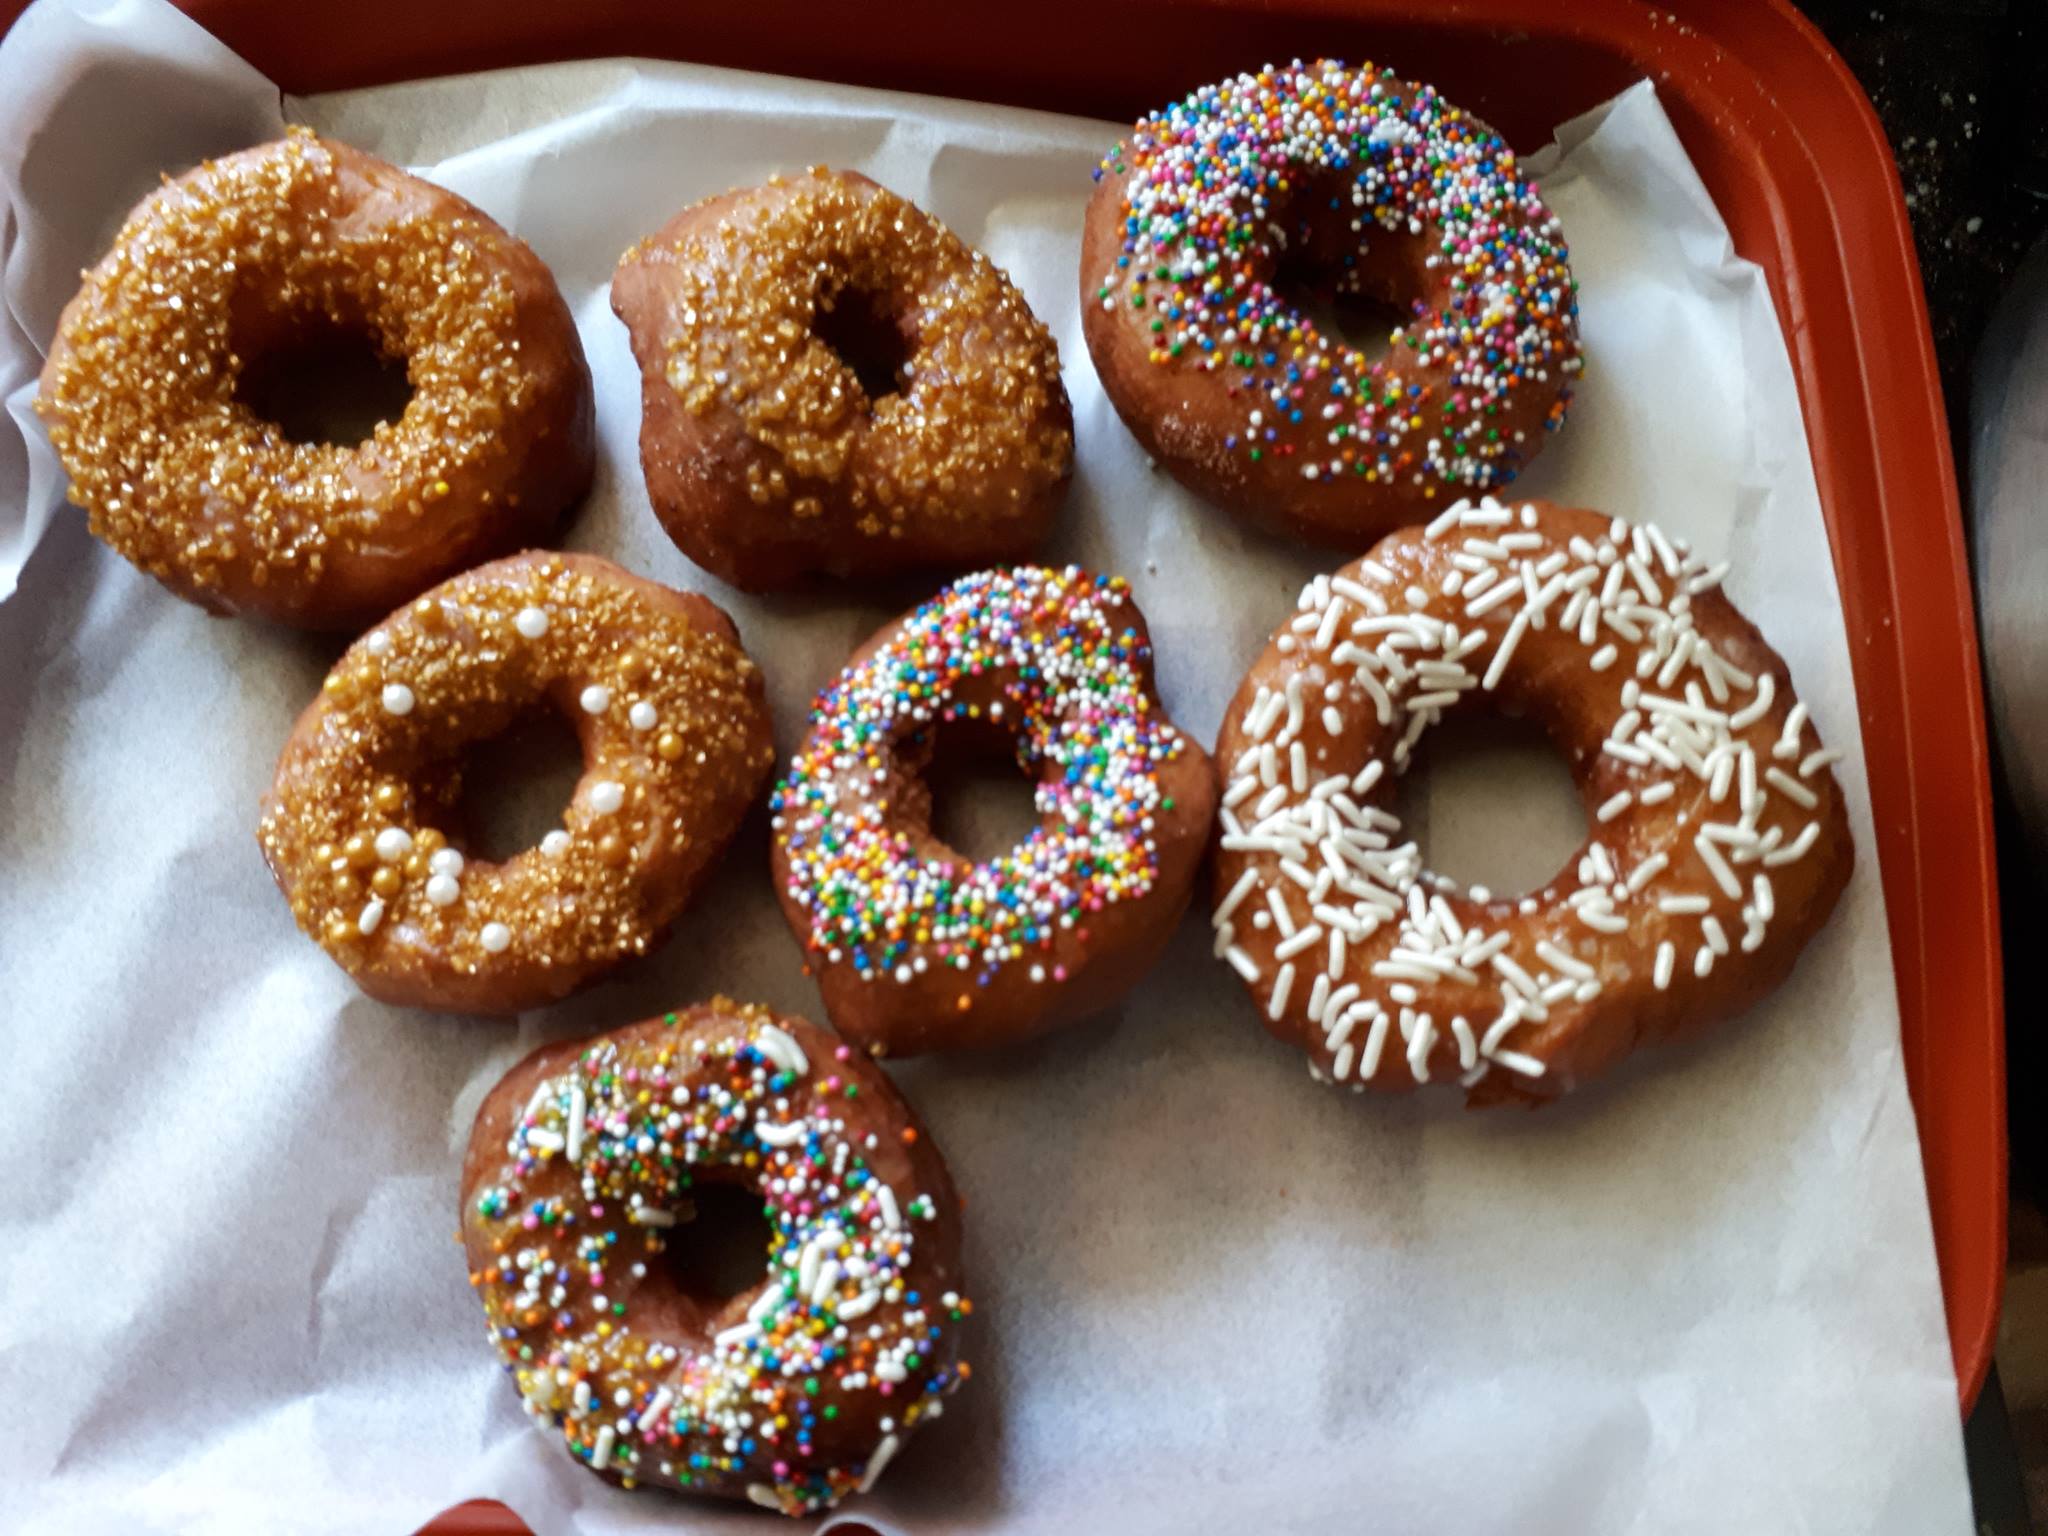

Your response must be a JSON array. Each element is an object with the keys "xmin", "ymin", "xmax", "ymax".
[
  {"xmin": 366, "ymin": 630, "xmax": 391, "ymax": 656},
  {"xmin": 374, "ymin": 827, "xmax": 413, "ymax": 862},
  {"xmin": 480, "ymin": 922, "xmax": 512, "ymax": 953},
  {"xmin": 629, "ymin": 700, "xmax": 658, "ymax": 732},
  {"xmin": 580, "ymin": 685, "xmax": 612, "ymax": 715},
  {"xmin": 381, "ymin": 683, "xmax": 415, "ymax": 716},
  {"xmin": 541, "ymin": 830, "xmax": 572, "ymax": 857},
  {"xmin": 430, "ymin": 847, "xmax": 464, "ymax": 877},
  {"xmin": 590, "ymin": 781, "xmax": 625, "ymax": 815},
  {"xmin": 514, "ymin": 606, "xmax": 549, "ymax": 639},
  {"xmin": 426, "ymin": 873, "xmax": 460, "ymax": 907}
]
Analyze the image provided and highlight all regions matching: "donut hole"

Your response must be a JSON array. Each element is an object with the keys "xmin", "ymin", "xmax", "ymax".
[
  {"xmin": 451, "ymin": 704, "xmax": 587, "ymax": 862},
  {"xmin": 814, "ymin": 280, "xmax": 915, "ymax": 403},
  {"xmin": 662, "ymin": 1181, "xmax": 777, "ymax": 1306},
  {"xmin": 921, "ymin": 719, "xmax": 1042, "ymax": 864},
  {"xmin": 1390, "ymin": 711, "xmax": 1586, "ymax": 900},
  {"xmin": 1268, "ymin": 174, "xmax": 1432, "ymax": 366},
  {"xmin": 233, "ymin": 310, "xmax": 414, "ymax": 447}
]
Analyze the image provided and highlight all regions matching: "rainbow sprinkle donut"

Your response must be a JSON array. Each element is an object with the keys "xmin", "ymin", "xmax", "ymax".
[
  {"xmin": 769, "ymin": 566, "xmax": 1217, "ymax": 1055},
  {"xmin": 1080, "ymin": 59, "xmax": 1583, "ymax": 544},
  {"xmin": 461, "ymin": 1001, "xmax": 970, "ymax": 1514}
]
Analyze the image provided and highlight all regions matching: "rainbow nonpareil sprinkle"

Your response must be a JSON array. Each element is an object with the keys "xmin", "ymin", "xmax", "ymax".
[
  {"xmin": 1093, "ymin": 59, "xmax": 1582, "ymax": 496},
  {"xmin": 771, "ymin": 567, "xmax": 1188, "ymax": 989}
]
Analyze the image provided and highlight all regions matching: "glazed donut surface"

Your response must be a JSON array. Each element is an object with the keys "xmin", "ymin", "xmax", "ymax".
[
  {"xmin": 36, "ymin": 129, "xmax": 595, "ymax": 629},
  {"xmin": 259, "ymin": 552, "xmax": 775, "ymax": 1013},
  {"xmin": 1211, "ymin": 498, "xmax": 1852, "ymax": 1105},
  {"xmin": 461, "ymin": 1000, "xmax": 970, "ymax": 1515},
  {"xmin": 612, "ymin": 168, "xmax": 1073, "ymax": 591},
  {"xmin": 1081, "ymin": 60, "xmax": 1581, "ymax": 546},
  {"xmin": 770, "ymin": 566, "xmax": 1217, "ymax": 1055}
]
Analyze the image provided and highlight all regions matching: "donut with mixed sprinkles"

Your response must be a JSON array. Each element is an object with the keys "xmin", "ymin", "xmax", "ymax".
[
  {"xmin": 260, "ymin": 552, "xmax": 775, "ymax": 1013},
  {"xmin": 1210, "ymin": 498, "xmax": 1852, "ymax": 1105},
  {"xmin": 769, "ymin": 566, "xmax": 1217, "ymax": 1055},
  {"xmin": 36, "ymin": 129, "xmax": 595, "ymax": 630},
  {"xmin": 1080, "ymin": 60, "xmax": 1582, "ymax": 546},
  {"xmin": 461, "ymin": 1000, "xmax": 969, "ymax": 1515},
  {"xmin": 612, "ymin": 168, "xmax": 1074, "ymax": 592}
]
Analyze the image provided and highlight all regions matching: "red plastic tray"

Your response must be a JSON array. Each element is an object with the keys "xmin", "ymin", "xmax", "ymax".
[{"xmin": 1, "ymin": 0, "xmax": 2005, "ymax": 1523}]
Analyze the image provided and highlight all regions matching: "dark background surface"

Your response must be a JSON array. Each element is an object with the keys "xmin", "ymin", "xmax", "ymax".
[{"xmin": 1794, "ymin": 0, "xmax": 2047, "ymax": 1529}]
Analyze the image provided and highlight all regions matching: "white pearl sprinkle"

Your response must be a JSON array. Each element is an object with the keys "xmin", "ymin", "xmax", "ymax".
[
  {"xmin": 480, "ymin": 922, "xmax": 512, "ymax": 953},
  {"xmin": 580, "ymin": 685, "xmax": 612, "ymax": 716},
  {"xmin": 381, "ymin": 683, "xmax": 415, "ymax": 716},
  {"xmin": 358, "ymin": 899, "xmax": 385, "ymax": 935},
  {"xmin": 429, "ymin": 847, "xmax": 464, "ymax": 877},
  {"xmin": 514, "ymin": 607, "xmax": 549, "ymax": 640},
  {"xmin": 365, "ymin": 631, "xmax": 391, "ymax": 656},
  {"xmin": 426, "ymin": 874, "xmax": 460, "ymax": 907},
  {"xmin": 590, "ymin": 781, "xmax": 625, "ymax": 815},
  {"xmin": 541, "ymin": 830, "xmax": 572, "ymax": 858},
  {"xmin": 629, "ymin": 701, "xmax": 658, "ymax": 732},
  {"xmin": 374, "ymin": 827, "xmax": 413, "ymax": 862}
]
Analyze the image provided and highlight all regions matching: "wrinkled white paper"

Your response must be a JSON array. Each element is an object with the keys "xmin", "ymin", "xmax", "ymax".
[{"xmin": 0, "ymin": 2, "xmax": 1971, "ymax": 1532}]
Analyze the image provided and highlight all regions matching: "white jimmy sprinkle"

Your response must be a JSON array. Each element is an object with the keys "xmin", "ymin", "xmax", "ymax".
[{"xmin": 1209, "ymin": 500, "xmax": 1832, "ymax": 1097}]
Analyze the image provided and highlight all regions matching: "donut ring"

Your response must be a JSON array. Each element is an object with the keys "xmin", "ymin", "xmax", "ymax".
[
  {"xmin": 259, "ymin": 552, "xmax": 775, "ymax": 1013},
  {"xmin": 1211, "ymin": 498, "xmax": 1852, "ymax": 1106},
  {"xmin": 462, "ymin": 1000, "xmax": 970, "ymax": 1515},
  {"xmin": 36, "ymin": 129, "xmax": 595, "ymax": 629},
  {"xmin": 1080, "ymin": 60, "xmax": 1581, "ymax": 545},
  {"xmin": 769, "ymin": 566, "xmax": 1217, "ymax": 1055},
  {"xmin": 612, "ymin": 168, "xmax": 1074, "ymax": 591}
]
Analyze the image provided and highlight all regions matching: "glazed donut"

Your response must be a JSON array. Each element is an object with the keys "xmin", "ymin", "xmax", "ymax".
[
  {"xmin": 1080, "ymin": 60, "xmax": 1581, "ymax": 545},
  {"xmin": 35, "ymin": 128, "xmax": 595, "ymax": 630},
  {"xmin": 611, "ymin": 168, "xmax": 1074, "ymax": 591},
  {"xmin": 1210, "ymin": 498, "xmax": 1851, "ymax": 1106},
  {"xmin": 769, "ymin": 566, "xmax": 1216, "ymax": 1055},
  {"xmin": 461, "ymin": 999, "xmax": 969, "ymax": 1515},
  {"xmin": 259, "ymin": 552, "xmax": 775, "ymax": 1013}
]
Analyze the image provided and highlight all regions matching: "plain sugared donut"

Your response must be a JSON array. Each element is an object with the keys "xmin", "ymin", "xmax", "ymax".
[
  {"xmin": 1081, "ymin": 60, "xmax": 1582, "ymax": 546},
  {"xmin": 611, "ymin": 168, "xmax": 1074, "ymax": 592},
  {"xmin": 35, "ymin": 129, "xmax": 595, "ymax": 630},
  {"xmin": 461, "ymin": 1000, "xmax": 970, "ymax": 1515},
  {"xmin": 259, "ymin": 552, "xmax": 775, "ymax": 1014},
  {"xmin": 769, "ymin": 566, "xmax": 1217, "ymax": 1055},
  {"xmin": 1210, "ymin": 498, "xmax": 1852, "ymax": 1106}
]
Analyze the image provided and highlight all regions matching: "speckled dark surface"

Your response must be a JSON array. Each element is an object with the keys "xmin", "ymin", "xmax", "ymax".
[{"xmin": 1802, "ymin": 0, "xmax": 2048, "ymax": 445}]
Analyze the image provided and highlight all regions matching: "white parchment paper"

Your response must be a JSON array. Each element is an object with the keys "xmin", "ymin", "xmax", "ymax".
[{"xmin": 0, "ymin": 1, "xmax": 1971, "ymax": 1531}]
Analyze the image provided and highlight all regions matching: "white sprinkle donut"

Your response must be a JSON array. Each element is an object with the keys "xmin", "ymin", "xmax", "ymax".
[{"xmin": 1210, "ymin": 497, "xmax": 1853, "ymax": 1105}]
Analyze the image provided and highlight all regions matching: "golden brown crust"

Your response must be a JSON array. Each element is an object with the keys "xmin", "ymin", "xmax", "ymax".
[
  {"xmin": 769, "ymin": 566, "xmax": 1217, "ymax": 1055},
  {"xmin": 259, "ymin": 552, "xmax": 775, "ymax": 1013},
  {"xmin": 1210, "ymin": 499, "xmax": 1852, "ymax": 1106},
  {"xmin": 460, "ymin": 1000, "xmax": 970, "ymax": 1515},
  {"xmin": 611, "ymin": 168, "xmax": 1073, "ymax": 591},
  {"xmin": 1078, "ymin": 63, "xmax": 1580, "ymax": 546},
  {"xmin": 34, "ymin": 129, "xmax": 595, "ymax": 630}
]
